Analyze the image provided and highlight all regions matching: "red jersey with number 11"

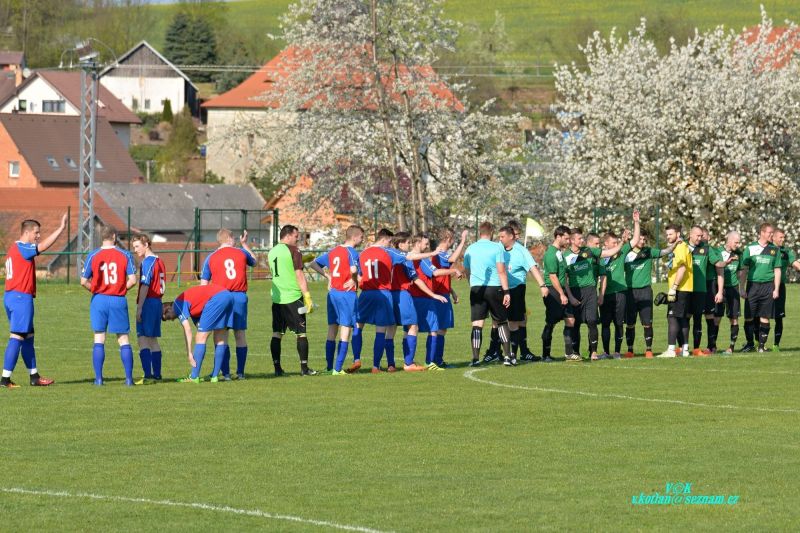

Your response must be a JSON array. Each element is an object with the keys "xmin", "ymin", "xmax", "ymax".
[{"xmin": 359, "ymin": 246, "xmax": 393, "ymax": 291}]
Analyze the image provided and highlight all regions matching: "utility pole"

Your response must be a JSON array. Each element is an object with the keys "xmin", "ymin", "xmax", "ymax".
[{"xmin": 77, "ymin": 41, "xmax": 99, "ymax": 277}]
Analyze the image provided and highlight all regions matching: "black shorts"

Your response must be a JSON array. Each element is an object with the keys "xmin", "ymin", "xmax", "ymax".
[
  {"xmin": 668, "ymin": 291, "xmax": 691, "ymax": 319},
  {"xmin": 470, "ymin": 285, "xmax": 509, "ymax": 322},
  {"xmin": 744, "ymin": 281, "xmax": 775, "ymax": 320},
  {"xmin": 544, "ymin": 286, "xmax": 570, "ymax": 324},
  {"xmin": 508, "ymin": 284, "xmax": 527, "ymax": 322},
  {"xmin": 774, "ymin": 282, "xmax": 787, "ymax": 319},
  {"xmin": 600, "ymin": 291, "xmax": 626, "ymax": 326},
  {"xmin": 626, "ymin": 287, "xmax": 653, "ymax": 325},
  {"xmin": 705, "ymin": 280, "xmax": 719, "ymax": 314},
  {"xmin": 690, "ymin": 291, "xmax": 706, "ymax": 318},
  {"xmin": 568, "ymin": 286, "xmax": 598, "ymax": 324},
  {"xmin": 721, "ymin": 286, "xmax": 740, "ymax": 319},
  {"xmin": 272, "ymin": 299, "xmax": 307, "ymax": 334}
]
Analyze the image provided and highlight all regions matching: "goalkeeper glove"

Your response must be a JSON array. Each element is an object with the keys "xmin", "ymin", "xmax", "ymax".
[
  {"xmin": 302, "ymin": 291, "xmax": 314, "ymax": 314},
  {"xmin": 667, "ymin": 287, "xmax": 677, "ymax": 302}
]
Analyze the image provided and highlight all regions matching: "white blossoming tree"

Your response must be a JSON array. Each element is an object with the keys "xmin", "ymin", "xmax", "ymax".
[
  {"xmin": 228, "ymin": 0, "xmax": 523, "ymax": 233},
  {"xmin": 542, "ymin": 8, "xmax": 800, "ymax": 240}
]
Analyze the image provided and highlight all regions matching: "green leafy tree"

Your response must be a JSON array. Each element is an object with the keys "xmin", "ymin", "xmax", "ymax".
[
  {"xmin": 163, "ymin": 11, "xmax": 217, "ymax": 82},
  {"xmin": 161, "ymin": 99, "xmax": 173, "ymax": 122},
  {"xmin": 157, "ymin": 106, "xmax": 197, "ymax": 182}
]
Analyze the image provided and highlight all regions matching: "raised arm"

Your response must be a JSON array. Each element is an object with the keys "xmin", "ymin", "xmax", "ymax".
[
  {"xmin": 38, "ymin": 213, "xmax": 67, "ymax": 253},
  {"xmin": 628, "ymin": 209, "xmax": 641, "ymax": 248},
  {"xmin": 447, "ymin": 229, "xmax": 470, "ymax": 264}
]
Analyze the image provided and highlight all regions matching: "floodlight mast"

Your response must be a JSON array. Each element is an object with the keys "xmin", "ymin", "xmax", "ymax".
[{"xmin": 77, "ymin": 40, "xmax": 99, "ymax": 277}]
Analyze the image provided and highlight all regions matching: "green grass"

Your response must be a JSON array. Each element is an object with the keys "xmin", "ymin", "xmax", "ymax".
[
  {"xmin": 142, "ymin": 0, "xmax": 800, "ymax": 65},
  {"xmin": 1, "ymin": 279, "xmax": 799, "ymax": 530}
]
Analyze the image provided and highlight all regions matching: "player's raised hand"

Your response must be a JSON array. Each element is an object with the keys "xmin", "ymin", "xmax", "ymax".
[
  {"xmin": 60, "ymin": 213, "xmax": 68, "ymax": 228},
  {"xmin": 460, "ymin": 229, "xmax": 469, "ymax": 241},
  {"xmin": 632, "ymin": 209, "xmax": 640, "ymax": 223},
  {"xmin": 240, "ymin": 230, "xmax": 248, "ymax": 245}
]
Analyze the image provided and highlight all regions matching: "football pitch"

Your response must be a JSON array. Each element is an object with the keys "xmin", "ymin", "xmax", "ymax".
[{"xmin": 2, "ymin": 280, "xmax": 799, "ymax": 531}]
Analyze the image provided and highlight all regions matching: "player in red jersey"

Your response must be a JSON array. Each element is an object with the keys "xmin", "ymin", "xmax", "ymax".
[
  {"xmin": 200, "ymin": 228, "xmax": 257, "ymax": 380},
  {"xmin": 132, "ymin": 234, "xmax": 166, "ymax": 383},
  {"xmin": 162, "ymin": 283, "xmax": 234, "ymax": 383},
  {"xmin": 80, "ymin": 225, "xmax": 137, "ymax": 386},
  {"xmin": 430, "ymin": 228, "xmax": 469, "ymax": 366},
  {"xmin": 308, "ymin": 225, "xmax": 364, "ymax": 374},
  {"xmin": 2, "ymin": 215, "xmax": 66, "ymax": 388}
]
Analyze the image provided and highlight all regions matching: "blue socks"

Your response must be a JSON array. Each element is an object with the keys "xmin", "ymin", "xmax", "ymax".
[
  {"xmin": 334, "ymin": 341, "xmax": 349, "ymax": 372},
  {"xmin": 352, "ymin": 327, "xmax": 362, "ymax": 361},
  {"xmin": 425, "ymin": 335, "xmax": 432, "ymax": 364},
  {"xmin": 235, "ymin": 346, "xmax": 247, "ymax": 376},
  {"xmin": 404, "ymin": 335, "xmax": 418, "ymax": 366},
  {"xmin": 384, "ymin": 338, "xmax": 395, "ymax": 368},
  {"xmin": 190, "ymin": 344, "xmax": 206, "ymax": 379},
  {"xmin": 221, "ymin": 345, "xmax": 231, "ymax": 377},
  {"xmin": 211, "ymin": 344, "xmax": 227, "ymax": 378},
  {"xmin": 373, "ymin": 332, "xmax": 385, "ymax": 368},
  {"xmin": 3, "ymin": 337, "xmax": 22, "ymax": 373},
  {"xmin": 92, "ymin": 343, "xmax": 105, "ymax": 383},
  {"xmin": 151, "ymin": 350, "xmax": 162, "ymax": 379},
  {"xmin": 325, "ymin": 340, "xmax": 336, "ymax": 371},
  {"xmin": 20, "ymin": 336, "xmax": 36, "ymax": 371},
  {"xmin": 139, "ymin": 348, "xmax": 152, "ymax": 378},
  {"xmin": 429, "ymin": 336, "xmax": 440, "ymax": 365},
  {"xmin": 436, "ymin": 335, "xmax": 446, "ymax": 365},
  {"xmin": 120, "ymin": 344, "xmax": 134, "ymax": 385}
]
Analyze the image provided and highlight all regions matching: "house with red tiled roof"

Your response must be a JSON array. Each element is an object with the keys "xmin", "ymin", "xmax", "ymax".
[
  {"xmin": 0, "ymin": 70, "xmax": 141, "ymax": 147},
  {"xmin": 201, "ymin": 46, "xmax": 462, "ymax": 183},
  {"xmin": 0, "ymin": 114, "xmax": 141, "ymax": 188}
]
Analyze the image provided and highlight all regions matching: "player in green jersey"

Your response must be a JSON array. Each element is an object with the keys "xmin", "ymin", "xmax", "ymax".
[
  {"xmin": 739, "ymin": 222, "xmax": 782, "ymax": 353},
  {"xmin": 267, "ymin": 225, "xmax": 317, "ymax": 376},
  {"xmin": 541, "ymin": 225, "xmax": 574, "ymax": 362},
  {"xmin": 770, "ymin": 228, "xmax": 800, "ymax": 351},
  {"xmin": 598, "ymin": 212, "xmax": 640, "ymax": 359},
  {"xmin": 687, "ymin": 226, "xmax": 725, "ymax": 356},
  {"xmin": 565, "ymin": 222, "xmax": 627, "ymax": 361},
  {"xmin": 623, "ymin": 229, "xmax": 678, "ymax": 357},
  {"xmin": 716, "ymin": 231, "xmax": 743, "ymax": 353}
]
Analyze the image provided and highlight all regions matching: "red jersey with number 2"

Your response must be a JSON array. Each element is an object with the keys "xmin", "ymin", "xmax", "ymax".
[
  {"xmin": 327, "ymin": 246, "xmax": 358, "ymax": 292},
  {"xmin": 359, "ymin": 246, "xmax": 393, "ymax": 291}
]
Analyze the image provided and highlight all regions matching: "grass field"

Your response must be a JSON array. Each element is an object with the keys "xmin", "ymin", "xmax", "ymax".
[
  {"xmin": 143, "ymin": 0, "xmax": 800, "ymax": 64},
  {"xmin": 1, "ymin": 279, "xmax": 799, "ymax": 530}
]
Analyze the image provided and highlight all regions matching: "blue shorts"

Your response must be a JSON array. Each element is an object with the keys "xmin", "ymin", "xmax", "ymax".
[
  {"xmin": 327, "ymin": 289, "xmax": 358, "ymax": 327},
  {"xmin": 90, "ymin": 294, "xmax": 130, "ymax": 334},
  {"xmin": 413, "ymin": 297, "xmax": 440, "ymax": 333},
  {"xmin": 436, "ymin": 294, "xmax": 454, "ymax": 330},
  {"xmin": 197, "ymin": 291, "xmax": 234, "ymax": 333},
  {"xmin": 136, "ymin": 297, "xmax": 162, "ymax": 338},
  {"xmin": 227, "ymin": 291, "xmax": 248, "ymax": 330},
  {"xmin": 357, "ymin": 290, "xmax": 393, "ymax": 327},
  {"xmin": 392, "ymin": 290, "xmax": 417, "ymax": 326},
  {"xmin": 4, "ymin": 290, "xmax": 34, "ymax": 334}
]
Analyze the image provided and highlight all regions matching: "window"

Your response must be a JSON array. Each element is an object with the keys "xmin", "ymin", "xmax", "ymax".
[
  {"xmin": 46, "ymin": 156, "xmax": 60, "ymax": 170},
  {"xmin": 42, "ymin": 100, "xmax": 66, "ymax": 113},
  {"xmin": 144, "ymin": 99, "xmax": 150, "ymax": 110},
  {"xmin": 9, "ymin": 160, "xmax": 19, "ymax": 177},
  {"xmin": 64, "ymin": 156, "xmax": 77, "ymax": 169},
  {"xmin": 131, "ymin": 97, "xmax": 139, "ymax": 111},
  {"xmin": 18, "ymin": 99, "xmax": 26, "ymax": 112}
]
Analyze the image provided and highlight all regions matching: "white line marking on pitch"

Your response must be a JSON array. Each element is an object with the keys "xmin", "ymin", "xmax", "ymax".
[
  {"xmin": 463, "ymin": 368, "xmax": 800, "ymax": 414},
  {"xmin": 568, "ymin": 364, "xmax": 800, "ymax": 376},
  {"xmin": 0, "ymin": 487, "xmax": 391, "ymax": 533}
]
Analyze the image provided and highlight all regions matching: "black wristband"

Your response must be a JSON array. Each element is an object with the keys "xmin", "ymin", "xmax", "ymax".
[
  {"xmin": 502, "ymin": 289, "xmax": 510, "ymax": 295},
  {"xmin": 539, "ymin": 284, "xmax": 546, "ymax": 288}
]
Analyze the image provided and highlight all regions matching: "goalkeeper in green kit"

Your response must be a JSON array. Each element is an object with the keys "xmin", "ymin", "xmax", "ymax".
[{"xmin": 267, "ymin": 225, "xmax": 317, "ymax": 376}]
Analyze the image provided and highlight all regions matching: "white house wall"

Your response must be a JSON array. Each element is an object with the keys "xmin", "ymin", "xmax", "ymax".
[
  {"xmin": 100, "ymin": 76, "xmax": 186, "ymax": 114},
  {"xmin": 0, "ymin": 77, "xmax": 80, "ymax": 115}
]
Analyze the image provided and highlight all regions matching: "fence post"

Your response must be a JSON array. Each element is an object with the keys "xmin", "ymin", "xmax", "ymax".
[
  {"xmin": 66, "ymin": 205, "xmax": 71, "ymax": 285},
  {"xmin": 654, "ymin": 203, "xmax": 661, "ymax": 281},
  {"xmin": 127, "ymin": 206, "xmax": 132, "ymax": 250},
  {"xmin": 272, "ymin": 208, "xmax": 279, "ymax": 247},
  {"xmin": 194, "ymin": 208, "xmax": 200, "ymax": 280},
  {"xmin": 177, "ymin": 253, "xmax": 181, "ymax": 288}
]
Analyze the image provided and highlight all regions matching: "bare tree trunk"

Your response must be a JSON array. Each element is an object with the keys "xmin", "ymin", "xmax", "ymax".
[
  {"xmin": 370, "ymin": 0, "xmax": 405, "ymax": 231},
  {"xmin": 392, "ymin": 51, "xmax": 428, "ymax": 233}
]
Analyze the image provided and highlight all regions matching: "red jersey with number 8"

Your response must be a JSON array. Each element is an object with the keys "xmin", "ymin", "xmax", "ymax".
[
  {"xmin": 359, "ymin": 246, "xmax": 393, "ymax": 291},
  {"xmin": 202, "ymin": 246, "xmax": 255, "ymax": 292}
]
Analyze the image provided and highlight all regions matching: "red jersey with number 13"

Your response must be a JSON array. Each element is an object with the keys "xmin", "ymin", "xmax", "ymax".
[
  {"xmin": 84, "ymin": 247, "xmax": 134, "ymax": 296},
  {"xmin": 359, "ymin": 246, "xmax": 393, "ymax": 291}
]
